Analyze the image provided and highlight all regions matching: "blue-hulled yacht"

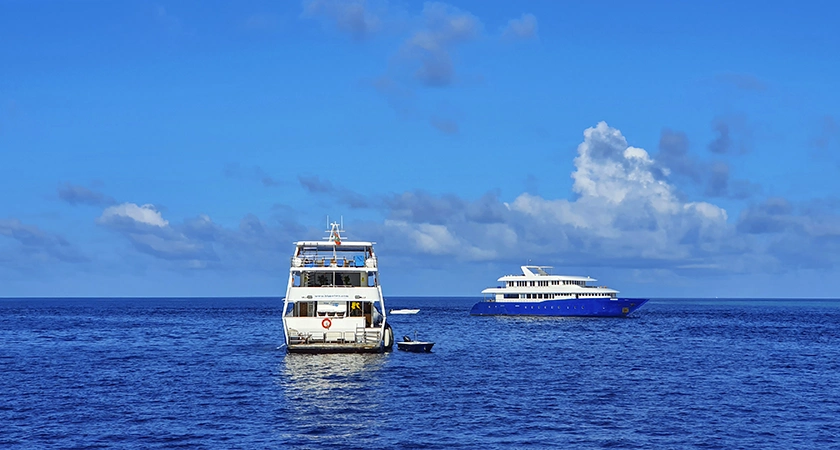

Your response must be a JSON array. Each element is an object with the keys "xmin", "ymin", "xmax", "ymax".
[{"xmin": 470, "ymin": 265, "xmax": 648, "ymax": 317}]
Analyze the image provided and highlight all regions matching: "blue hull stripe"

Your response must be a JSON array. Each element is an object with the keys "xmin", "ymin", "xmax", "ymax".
[{"xmin": 469, "ymin": 298, "xmax": 649, "ymax": 317}]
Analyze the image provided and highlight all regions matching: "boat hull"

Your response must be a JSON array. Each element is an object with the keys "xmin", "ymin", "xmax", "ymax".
[
  {"xmin": 287, "ymin": 342, "xmax": 385, "ymax": 354},
  {"xmin": 469, "ymin": 298, "xmax": 648, "ymax": 317},
  {"xmin": 396, "ymin": 342, "xmax": 434, "ymax": 352}
]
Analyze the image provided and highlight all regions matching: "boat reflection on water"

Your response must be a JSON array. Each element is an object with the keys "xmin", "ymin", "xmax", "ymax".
[
  {"xmin": 276, "ymin": 353, "xmax": 389, "ymax": 444},
  {"xmin": 280, "ymin": 353, "xmax": 387, "ymax": 395}
]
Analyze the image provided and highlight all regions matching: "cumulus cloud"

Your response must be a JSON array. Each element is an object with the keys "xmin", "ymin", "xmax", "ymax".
[
  {"xmin": 58, "ymin": 183, "xmax": 116, "ymax": 207},
  {"xmin": 301, "ymin": 0, "xmax": 384, "ymax": 40},
  {"xmin": 299, "ymin": 122, "xmax": 747, "ymax": 269},
  {"xmin": 501, "ymin": 13, "xmax": 538, "ymax": 40},
  {"xmin": 400, "ymin": 2, "xmax": 482, "ymax": 87}
]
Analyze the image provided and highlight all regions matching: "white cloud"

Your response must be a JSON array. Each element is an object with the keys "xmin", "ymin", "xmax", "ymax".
[
  {"xmin": 99, "ymin": 203, "xmax": 169, "ymax": 228},
  {"xmin": 504, "ymin": 122, "xmax": 730, "ymax": 259},
  {"xmin": 384, "ymin": 219, "xmax": 496, "ymax": 261},
  {"xmin": 368, "ymin": 122, "xmax": 735, "ymax": 268},
  {"xmin": 572, "ymin": 122, "xmax": 680, "ymax": 212}
]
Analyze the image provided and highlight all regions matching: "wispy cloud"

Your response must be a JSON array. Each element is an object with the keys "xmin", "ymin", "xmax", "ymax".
[
  {"xmin": 708, "ymin": 115, "xmax": 752, "ymax": 155},
  {"xmin": 810, "ymin": 115, "xmax": 838, "ymax": 150},
  {"xmin": 224, "ymin": 163, "xmax": 282, "ymax": 187},
  {"xmin": 301, "ymin": 1, "xmax": 488, "ymax": 135},
  {"xmin": 400, "ymin": 2, "xmax": 482, "ymax": 87},
  {"xmin": 655, "ymin": 129, "xmax": 759, "ymax": 199},
  {"xmin": 58, "ymin": 183, "xmax": 117, "ymax": 207},
  {"xmin": 0, "ymin": 218, "xmax": 87, "ymax": 264},
  {"xmin": 301, "ymin": 0, "xmax": 384, "ymax": 40},
  {"xmin": 299, "ymin": 175, "xmax": 371, "ymax": 208},
  {"xmin": 656, "ymin": 128, "xmax": 702, "ymax": 183},
  {"xmin": 501, "ymin": 13, "xmax": 538, "ymax": 41}
]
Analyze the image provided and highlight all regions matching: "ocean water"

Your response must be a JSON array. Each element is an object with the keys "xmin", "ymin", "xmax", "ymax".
[{"xmin": 1, "ymin": 297, "xmax": 839, "ymax": 449}]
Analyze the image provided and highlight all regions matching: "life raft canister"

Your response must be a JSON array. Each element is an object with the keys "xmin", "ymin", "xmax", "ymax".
[{"xmin": 322, "ymin": 318, "xmax": 332, "ymax": 329}]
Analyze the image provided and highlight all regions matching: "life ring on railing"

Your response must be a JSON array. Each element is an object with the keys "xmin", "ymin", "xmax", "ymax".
[{"xmin": 321, "ymin": 318, "xmax": 332, "ymax": 329}]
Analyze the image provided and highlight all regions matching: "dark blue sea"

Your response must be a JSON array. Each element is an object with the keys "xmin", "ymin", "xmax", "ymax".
[{"xmin": 2, "ymin": 297, "xmax": 839, "ymax": 449}]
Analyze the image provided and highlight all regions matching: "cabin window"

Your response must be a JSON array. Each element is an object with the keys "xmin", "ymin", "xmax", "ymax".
[
  {"xmin": 348, "ymin": 301, "xmax": 363, "ymax": 316},
  {"xmin": 294, "ymin": 301, "xmax": 316, "ymax": 317}
]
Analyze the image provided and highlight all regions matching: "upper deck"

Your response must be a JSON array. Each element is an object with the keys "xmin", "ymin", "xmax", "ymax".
[
  {"xmin": 483, "ymin": 265, "xmax": 618, "ymax": 296},
  {"xmin": 290, "ymin": 223, "xmax": 379, "ymax": 271},
  {"xmin": 499, "ymin": 265, "xmax": 594, "ymax": 281}
]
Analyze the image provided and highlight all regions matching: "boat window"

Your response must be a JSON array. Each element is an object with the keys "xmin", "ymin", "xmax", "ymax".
[
  {"xmin": 348, "ymin": 301, "xmax": 363, "ymax": 316},
  {"xmin": 334, "ymin": 272, "xmax": 362, "ymax": 287},
  {"xmin": 294, "ymin": 301, "xmax": 316, "ymax": 317}
]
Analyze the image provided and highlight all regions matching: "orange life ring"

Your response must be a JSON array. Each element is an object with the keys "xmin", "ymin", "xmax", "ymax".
[{"xmin": 322, "ymin": 318, "xmax": 332, "ymax": 329}]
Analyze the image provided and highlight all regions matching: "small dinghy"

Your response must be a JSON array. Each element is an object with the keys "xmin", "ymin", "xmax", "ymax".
[
  {"xmin": 396, "ymin": 333, "xmax": 434, "ymax": 353},
  {"xmin": 389, "ymin": 309, "xmax": 420, "ymax": 315}
]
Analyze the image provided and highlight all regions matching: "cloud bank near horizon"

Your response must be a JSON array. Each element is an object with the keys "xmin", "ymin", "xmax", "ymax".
[{"xmin": 5, "ymin": 122, "xmax": 839, "ymax": 287}]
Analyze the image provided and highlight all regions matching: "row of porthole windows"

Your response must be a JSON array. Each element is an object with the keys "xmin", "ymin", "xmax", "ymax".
[
  {"xmin": 505, "ymin": 293, "xmax": 613, "ymax": 299},
  {"xmin": 508, "ymin": 280, "xmax": 588, "ymax": 287}
]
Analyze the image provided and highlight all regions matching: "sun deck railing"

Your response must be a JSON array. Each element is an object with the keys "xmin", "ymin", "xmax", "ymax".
[{"xmin": 291, "ymin": 256, "xmax": 376, "ymax": 268}]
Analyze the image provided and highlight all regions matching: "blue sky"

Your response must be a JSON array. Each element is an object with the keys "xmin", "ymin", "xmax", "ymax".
[{"xmin": 1, "ymin": 0, "xmax": 839, "ymax": 298}]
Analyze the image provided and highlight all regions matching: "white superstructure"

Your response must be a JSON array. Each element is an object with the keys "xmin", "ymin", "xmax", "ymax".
[
  {"xmin": 481, "ymin": 265, "xmax": 618, "ymax": 302},
  {"xmin": 282, "ymin": 221, "xmax": 393, "ymax": 353}
]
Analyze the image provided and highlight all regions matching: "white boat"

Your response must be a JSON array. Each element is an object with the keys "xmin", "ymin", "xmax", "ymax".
[
  {"xmin": 282, "ymin": 221, "xmax": 394, "ymax": 353},
  {"xmin": 388, "ymin": 308, "xmax": 420, "ymax": 315},
  {"xmin": 470, "ymin": 265, "xmax": 649, "ymax": 317}
]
